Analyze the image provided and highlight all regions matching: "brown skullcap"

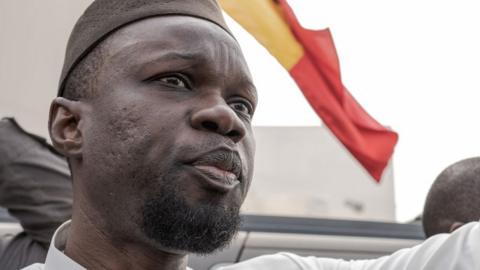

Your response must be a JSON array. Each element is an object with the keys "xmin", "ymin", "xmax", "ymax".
[{"xmin": 58, "ymin": 0, "xmax": 232, "ymax": 96}]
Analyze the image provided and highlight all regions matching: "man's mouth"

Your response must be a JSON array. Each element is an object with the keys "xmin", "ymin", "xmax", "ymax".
[
  {"xmin": 192, "ymin": 165, "xmax": 238, "ymax": 185},
  {"xmin": 188, "ymin": 149, "xmax": 242, "ymax": 192}
]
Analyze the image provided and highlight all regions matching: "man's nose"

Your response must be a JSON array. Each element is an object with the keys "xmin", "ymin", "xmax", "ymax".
[{"xmin": 190, "ymin": 100, "xmax": 247, "ymax": 143}]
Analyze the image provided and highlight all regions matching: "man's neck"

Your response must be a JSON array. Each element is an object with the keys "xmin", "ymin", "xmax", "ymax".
[{"xmin": 65, "ymin": 206, "xmax": 189, "ymax": 270}]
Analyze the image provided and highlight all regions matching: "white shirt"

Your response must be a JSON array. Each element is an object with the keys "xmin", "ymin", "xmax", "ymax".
[
  {"xmin": 22, "ymin": 221, "xmax": 85, "ymax": 270},
  {"xmin": 23, "ymin": 220, "xmax": 480, "ymax": 270},
  {"xmin": 218, "ymin": 221, "xmax": 480, "ymax": 270}
]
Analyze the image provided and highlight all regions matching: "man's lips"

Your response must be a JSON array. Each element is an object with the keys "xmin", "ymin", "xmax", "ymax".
[
  {"xmin": 187, "ymin": 149, "xmax": 243, "ymax": 191},
  {"xmin": 192, "ymin": 165, "xmax": 238, "ymax": 186},
  {"xmin": 190, "ymin": 149, "xmax": 242, "ymax": 179},
  {"xmin": 193, "ymin": 165, "xmax": 238, "ymax": 184}
]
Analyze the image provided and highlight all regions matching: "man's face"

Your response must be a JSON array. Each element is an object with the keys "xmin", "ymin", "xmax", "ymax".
[{"xmin": 76, "ymin": 16, "xmax": 257, "ymax": 254}]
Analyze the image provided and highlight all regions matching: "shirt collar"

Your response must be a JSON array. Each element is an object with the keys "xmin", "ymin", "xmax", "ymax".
[{"xmin": 44, "ymin": 220, "xmax": 86, "ymax": 270}]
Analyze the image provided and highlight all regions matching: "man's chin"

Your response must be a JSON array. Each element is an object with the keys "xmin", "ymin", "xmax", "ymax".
[{"xmin": 141, "ymin": 194, "xmax": 241, "ymax": 255}]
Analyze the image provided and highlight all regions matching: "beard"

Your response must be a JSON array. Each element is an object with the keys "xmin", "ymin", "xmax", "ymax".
[{"xmin": 141, "ymin": 180, "xmax": 242, "ymax": 255}]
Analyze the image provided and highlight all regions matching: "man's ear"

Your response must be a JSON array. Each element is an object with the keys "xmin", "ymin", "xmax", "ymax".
[
  {"xmin": 449, "ymin": 222, "xmax": 465, "ymax": 233},
  {"xmin": 48, "ymin": 97, "xmax": 86, "ymax": 158}
]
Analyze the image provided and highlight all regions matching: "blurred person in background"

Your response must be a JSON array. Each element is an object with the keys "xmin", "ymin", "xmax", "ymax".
[
  {"xmin": 0, "ymin": 118, "xmax": 72, "ymax": 269},
  {"xmin": 423, "ymin": 157, "xmax": 480, "ymax": 237}
]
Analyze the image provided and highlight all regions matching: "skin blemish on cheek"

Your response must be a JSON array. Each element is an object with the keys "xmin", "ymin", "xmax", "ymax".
[
  {"xmin": 95, "ymin": 103, "xmax": 154, "ymax": 168},
  {"xmin": 108, "ymin": 107, "xmax": 145, "ymax": 141}
]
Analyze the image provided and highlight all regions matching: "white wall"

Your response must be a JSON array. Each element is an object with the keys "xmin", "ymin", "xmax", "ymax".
[{"xmin": 0, "ymin": 1, "xmax": 92, "ymax": 137}]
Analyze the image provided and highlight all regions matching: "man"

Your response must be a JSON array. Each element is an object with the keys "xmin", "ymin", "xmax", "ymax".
[
  {"xmin": 24, "ymin": 0, "xmax": 480, "ymax": 269},
  {"xmin": 423, "ymin": 157, "xmax": 480, "ymax": 237},
  {"xmin": 25, "ymin": 0, "xmax": 256, "ymax": 269},
  {"xmin": 0, "ymin": 118, "xmax": 71, "ymax": 269}
]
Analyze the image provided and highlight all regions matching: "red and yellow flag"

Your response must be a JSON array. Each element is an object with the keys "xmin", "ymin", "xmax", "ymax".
[{"xmin": 220, "ymin": 0, "xmax": 398, "ymax": 182}]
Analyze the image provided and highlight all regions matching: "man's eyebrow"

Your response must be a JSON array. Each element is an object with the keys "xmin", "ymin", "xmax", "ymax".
[
  {"xmin": 112, "ymin": 40, "xmax": 206, "ymax": 63},
  {"xmin": 156, "ymin": 51, "xmax": 204, "ymax": 61},
  {"xmin": 128, "ymin": 49, "xmax": 207, "ymax": 75},
  {"xmin": 141, "ymin": 51, "xmax": 206, "ymax": 65}
]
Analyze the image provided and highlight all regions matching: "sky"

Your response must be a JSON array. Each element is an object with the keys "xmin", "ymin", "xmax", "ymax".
[{"xmin": 224, "ymin": 0, "xmax": 480, "ymax": 221}]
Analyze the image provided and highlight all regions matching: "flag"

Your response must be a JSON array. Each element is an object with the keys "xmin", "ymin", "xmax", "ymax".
[{"xmin": 220, "ymin": 0, "xmax": 398, "ymax": 182}]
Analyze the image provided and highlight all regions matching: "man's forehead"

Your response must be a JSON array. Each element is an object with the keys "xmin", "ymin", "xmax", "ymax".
[{"xmin": 105, "ymin": 16, "xmax": 241, "ymax": 67}]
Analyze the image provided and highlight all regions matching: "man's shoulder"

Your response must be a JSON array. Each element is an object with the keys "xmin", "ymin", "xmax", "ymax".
[{"xmin": 21, "ymin": 263, "xmax": 44, "ymax": 270}]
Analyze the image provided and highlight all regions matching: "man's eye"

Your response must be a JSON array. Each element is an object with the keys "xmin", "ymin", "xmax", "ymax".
[
  {"xmin": 230, "ymin": 101, "xmax": 253, "ymax": 117},
  {"xmin": 154, "ymin": 74, "xmax": 191, "ymax": 89}
]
